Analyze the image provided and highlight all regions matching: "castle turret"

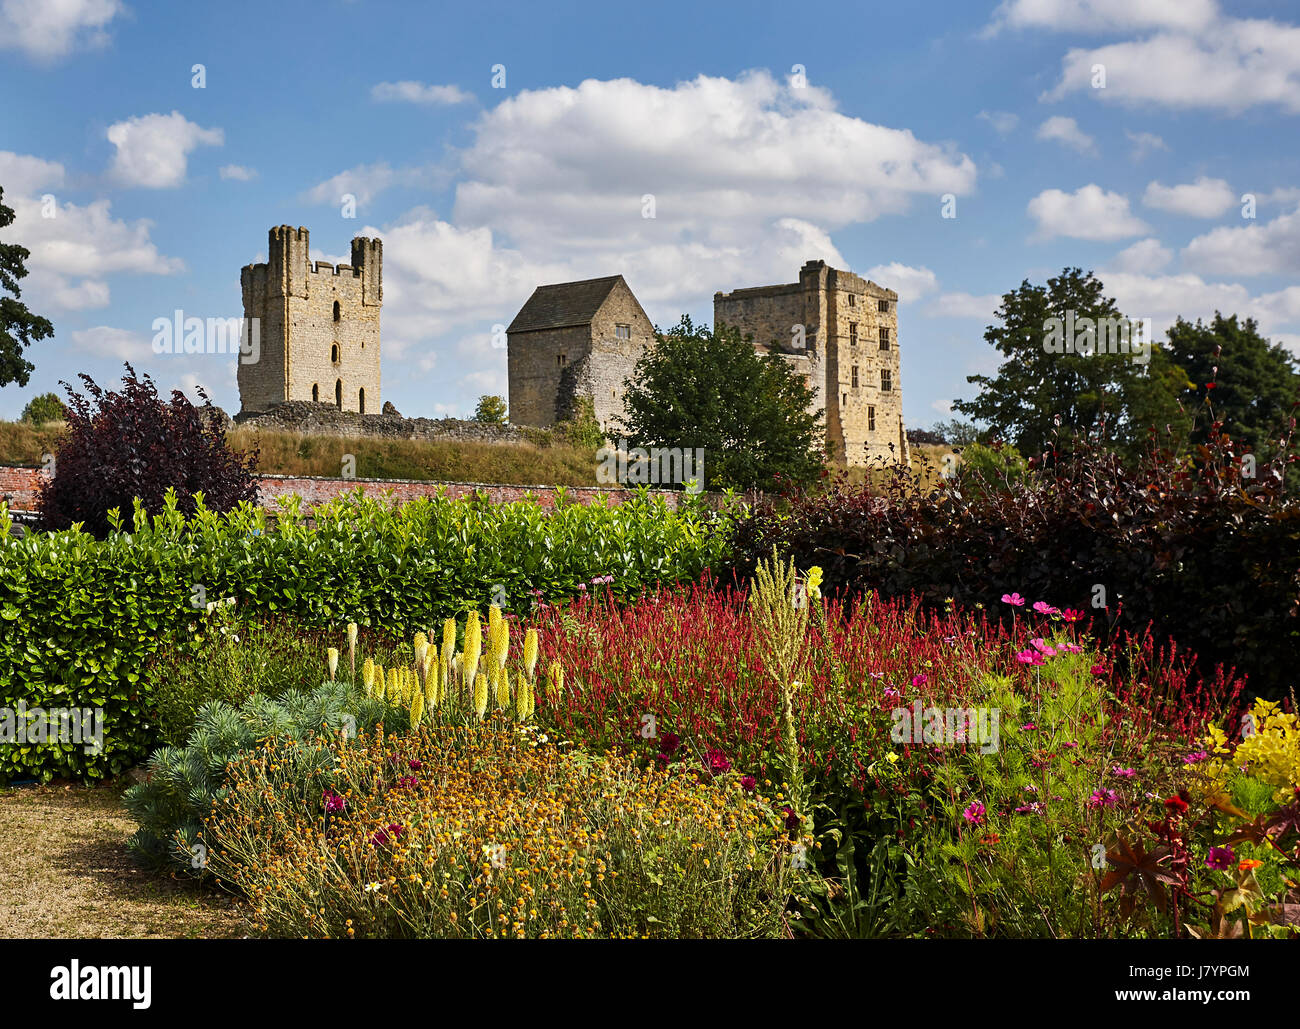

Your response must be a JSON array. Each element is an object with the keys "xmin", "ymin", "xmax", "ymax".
[
  {"xmin": 351, "ymin": 236, "xmax": 383, "ymax": 307},
  {"xmin": 267, "ymin": 225, "xmax": 309, "ymax": 299}
]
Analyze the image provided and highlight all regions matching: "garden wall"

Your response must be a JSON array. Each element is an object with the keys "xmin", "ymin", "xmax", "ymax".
[{"xmin": 0, "ymin": 465, "xmax": 690, "ymax": 513}]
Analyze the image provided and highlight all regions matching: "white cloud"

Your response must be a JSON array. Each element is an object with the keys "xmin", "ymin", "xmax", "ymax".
[
  {"xmin": 302, "ymin": 162, "xmax": 442, "ymax": 208},
  {"xmin": 371, "ymin": 81, "xmax": 473, "ymax": 105},
  {"xmin": 1043, "ymin": 18, "xmax": 1300, "ymax": 113},
  {"xmin": 219, "ymin": 164, "xmax": 256, "ymax": 181},
  {"xmin": 977, "ymin": 110, "xmax": 1019, "ymax": 136},
  {"xmin": 1110, "ymin": 237, "xmax": 1173, "ymax": 273},
  {"xmin": 1036, "ymin": 116, "xmax": 1097, "ymax": 155},
  {"xmin": 0, "ymin": 0, "xmax": 123, "ymax": 60},
  {"xmin": 865, "ymin": 262, "xmax": 938, "ymax": 301},
  {"xmin": 925, "ymin": 292, "xmax": 1002, "ymax": 320},
  {"xmin": 1126, "ymin": 130, "xmax": 1169, "ymax": 161},
  {"xmin": 1142, "ymin": 176, "xmax": 1235, "ymax": 217},
  {"xmin": 1027, "ymin": 184, "xmax": 1149, "ymax": 241},
  {"xmin": 0, "ymin": 150, "xmax": 183, "ymax": 313},
  {"xmin": 106, "ymin": 112, "xmax": 224, "ymax": 188},
  {"xmin": 453, "ymin": 73, "xmax": 977, "ymax": 250},
  {"xmin": 987, "ymin": 0, "xmax": 1218, "ymax": 34},
  {"xmin": 69, "ymin": 325, "xmax": 148, "ymax": 360},
  {"xmin": 1181, "ymin": 206, "xmax": 1300, "ymax": 277}
]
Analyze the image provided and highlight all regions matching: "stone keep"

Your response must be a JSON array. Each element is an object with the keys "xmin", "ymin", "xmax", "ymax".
[
  {"xmin": 238, "ymin": 225, "xmax": 382, "ymax": 415},
  {"xmin": 507, "ymin": 275, "xmax": 654, "ymax": 431},
  {"xmin": 714, "ymin": 260, "xmax": 908, "ymax": 466}
]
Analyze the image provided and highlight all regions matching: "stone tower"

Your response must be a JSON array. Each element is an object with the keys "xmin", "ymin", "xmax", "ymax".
[
  {"xmin": 714, "ymin": 260, "xmax": 907, "ymax": 466},
  {"xmin": 238, "ymin": 225, "xmax": 382, "ymax": 415}
]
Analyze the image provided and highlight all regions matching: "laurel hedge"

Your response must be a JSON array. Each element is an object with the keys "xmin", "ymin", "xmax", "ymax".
[{"xmin": 0, "ymin": 487, "xmax": 735, "ymax": 784}]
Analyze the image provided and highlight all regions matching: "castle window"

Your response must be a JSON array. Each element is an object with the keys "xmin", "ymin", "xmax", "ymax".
[
  {"xmin": 331, "ymin": 343, "xmax": 340, "ymax": 364},
  {"xmin": 878, "ymin": 299, "xmax": 889, "ymax": 313},
  {"xmin": 851, "ymin": 365, "xmax": 859, "ymax": 388},
  {"xmin": 848, "ymin": 294, "xmax": 856, "ymax": 307},
  {"xmin": 849, "ymin": 323, "xmax": 858, "ymax": 347},
  {"xmin": 557, "ymin": 354, "xmax": 567, "ymax": 367},
  {"xmin": 335, "ymin": 379, "xmax": 343, "ymax": 409},
  {"xmin": 868, "ymin": 405, "xmax": 876, "ymax": 432},
  {"xmin": 359, "ymin": 388, "xmax": 365, "ymax": 415},
  {"xmin": 333, "ymin": 300, "xmax": 341, "ymax": 322},
  {"xmin": 312, "ymin": 384, "xmax": 319, "ymax": 403},
  {"xmin": 615, "ymin": 324, "xmax": 631, "ymax": 339},
  {"xmin": 880, "ymin": 327, "xmax": 891, "ymax": 350},
  {"xmin": 842, "ymin": 393, "xmax": 848, "ymax": 407},
  {"xmin": 881, "ymin": 369, "xmax": 892, "ymax": 392}
]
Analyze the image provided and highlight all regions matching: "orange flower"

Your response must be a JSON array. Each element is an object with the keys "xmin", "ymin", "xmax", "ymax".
[{"xmin": 1238, "ymin": 858, "xmax": 1264, "ymax": 871}]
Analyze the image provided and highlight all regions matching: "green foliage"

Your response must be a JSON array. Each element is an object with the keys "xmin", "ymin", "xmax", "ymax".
[
  {"xmin": 954, "ymin": 268, "xmax": 1191, "ymax": 460},
  {"xmin": 122, "ymin": 681, "xmax": 395, "ymax": 874},
  {"xmin": 619, "ymin": 316, "xmax": 824, "ymax": 491},
  {"xmin": 931, "ymin": 418, "xmax": 980, "ymax": 446},
  {"xmin": 19, "ymin": 392, "xmax": 66, "ymax": 424},
  {"xmin": 472, "ymin": 394, "xmax": 508, "ymax": 426},
  {"xmin": 958, "ymin": 441, "xmax": 1028, "ymax": 493},
  {"xmin": 144, "ymin": 609, "xmax": 405, "ymax": 746},
  {"xmin": 0, "ymin": 487, "xmax": 734, "ymax": 783},
  {"xmin": 556, "ymin": 395, "xmax": 606, "ymax": 450},
  {"xmin": 0, "ymin": 185, "xmax": 54, "ymax": 388}
]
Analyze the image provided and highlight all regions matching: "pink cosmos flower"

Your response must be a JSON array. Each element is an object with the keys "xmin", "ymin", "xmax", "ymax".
[
  {"xmin": 1182, "ymin": 750, "xmax": 1210, "ymax": 764},
  {"xmin": 1062, "ymin": 609, "xmax": 1084, "ymax": 623},
  {"xmin": 1088, "ymin": 788, "xmax": 1119, "ymax": 808},
  {"xmin": 1111, "ymin": 766, "xmax": 1137, "ymax": 779},
  {"xmin": 1032, "ymin": 602, "xmax": 1059, "ymax": 616},
  {"xmin": 1205, "ymin": 846, "xmax": 1235, "ymax": 871},
  {"xmin": 1002, "ymin": 593, "xmax": 1026, "ymax": 607},
  {"xmin": 1016, "ymin": 649, "xmax": 1045, "ymax": 666},
  {"xmin": 962, "ymin": 801, "xmax": 986, "ymax": 825},
  {"xmin": 1030, "ymin": 638, "xmax": 1057, "ymax": 656},
  {"xmin": 911, "ymin": 673, "xmax": 928, "ymax": 688}
]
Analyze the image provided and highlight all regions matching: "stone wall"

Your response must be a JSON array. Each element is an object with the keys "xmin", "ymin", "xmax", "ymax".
[
  {"xmin": 585, "ymin": 279, "xmax": 655, "ymax": 432},
  {"xmin": 507, "ymin": 324, "xmax": 589, "ymax": 428},
  {"xmin": 234, "ymin": 401, "xmax": 532, "ymax": 444},
  {"xmin": 0, "ymin": 464, "xmax": 694, "ymax": 514}
]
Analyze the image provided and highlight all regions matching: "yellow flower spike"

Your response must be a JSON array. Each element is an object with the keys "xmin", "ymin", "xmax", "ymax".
[
  {"xmin": 409, "ymin": 687, "xmax": 424, "ymax": 729},
  {"xmin": 414, "ymin": 633, "xmax": 429, "ymax": 673},
  {"xmin": 494, "ymin": 618, "xmax": 509, "ymax": 671},
  {"xmin": 326, "ymin": 647, "xmax": 339, "ymax": 681},
  {"xmin": 441, "ymin": 617, "xmax": 456, "ymax": 667},
  {"xmin": 474, "ymin": 672, "xmax": 489, "ymax": 720},
  {"xmin": 387, "ymin": 667, "xmax": 400, "ymax": 706},
  {"xmin": 374, "ymin": 664, "xmax": 385, "ymax": 699},
  {"xmin": 362, "ymin": 657, "xmax": 375, "ymax": 695},
  {"xmin": 424, "ymin": 653, "xmax": 437, "ymax": 708},
  {"xmin": 547, "ymin": 662, "xmax": 564, "ymax": 703},
  {"xmin": 488, "ymin": 603, "xmax": 501, "ymax": 642},
  {"xmin": 464, "ymin": 611, "xmax": 482, "ymax": 686},
  {"xmin": 347, "ymin": 623, "xmax": 358, "ymax": 674},
  {"xmin": 523, "ymin": 628, "xmax": 538, "ymax": 680},
  {"xmin": 496, "ymin": 666, "xmax": 511, "ymax": 711},
  {"xmin": 516, "ymin": 670, "xmax": 532, "ymax": 721}
]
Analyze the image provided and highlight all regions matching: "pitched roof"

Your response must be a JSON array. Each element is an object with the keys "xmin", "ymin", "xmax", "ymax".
[{"xmin": 507, "ymin": 275, "xmax": 625, "ymax": 333}]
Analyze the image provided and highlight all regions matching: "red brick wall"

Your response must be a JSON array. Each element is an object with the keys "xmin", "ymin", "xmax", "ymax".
[{"xmin": 0, "ymin": 465, "xmax": 688, "ymax": 513}]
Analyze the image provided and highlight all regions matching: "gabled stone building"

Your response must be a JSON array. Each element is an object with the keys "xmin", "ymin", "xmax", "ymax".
[
  {"xmin": 506, "ymin": 274, "xmax": 654, "ymax": 431},
  {"xmin": 238, "ymin": 225, "xmax": 382, "ymax": 415},
  {"xmin": 714, "ymin": 260, "xmax": 907, "ymax": 466}
]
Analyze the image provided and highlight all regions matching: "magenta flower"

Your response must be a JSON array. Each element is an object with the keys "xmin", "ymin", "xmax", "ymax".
[
  {"xmin": 740, "ymin": 775, "xmax": 757, "ymax": 792},
  {"xmin": 1020, "ymin": 722, "xmax": 1036, "ymax": 731},
  {"xmin": 1030, "ymin": 638, "xmax": 1057, "ymax": 656},
  {"xmin": 322, "ymin": 789, "xmax": 346, "ymax": 814},
  {"xmin": 1205, "ymin": 846, "xmax": 1235, "ymax": 871},
  {"xmin": 781, "ymin": 806, "xmax": 800, "ymax": 832},
  {"xmin": 704, "ymin": 748, "xmax": 731, "ymax": 774},
  {"xmin": 1110, "ymin": 766, "xmax": 1137, "ymax": 779},
  {"xmin": 1088, "ymin": 788, "xmax": 1119, "ymax": 808},
  {"xmin": 661, "ymin": 732, "xmax": 681, "ymax": 756},
  {"xmin": 1002, "ymin": 593, "xmax": 1026, "ymax": 607},
  {"xmin": 1016, "ymin": 649, "xmax": 1045, "ymax": 666},
  {"xmin": 407, "ymin": 759, "xmax": 423, "ymax": 771},
  {"xmin": 962, "ymin": 800, "xmax": 986, "ymax": 825},
  {"xmin": 394, "ymin": 775, "xmax": 418, "ymax": 789},
  {"xmin": 1062, "ymin": 609, "xmax": 1084, "ymax": 623},
  {"xmin": 883, "ymin": 686, "xmax": 900, "ymax": 699},
  {"xmin": 1032, "ymin": 601, "xmax": 1059, "ymax": 616},
  {"xmin": 1090, "ymin": 664, "xmax": 1107, "ymax": 676},
  {"xmin": 911, "ymin": 673, "xmax": 928, "ymax": 688},
  {"xmin": 1182, "ymin": 750, "xmax": 1210, "ymax": 765}
]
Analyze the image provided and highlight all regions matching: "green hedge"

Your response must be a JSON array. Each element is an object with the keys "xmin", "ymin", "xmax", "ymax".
[{"xmin": 0, "ymin": 487, "xmax": 735, "ymax": 784}]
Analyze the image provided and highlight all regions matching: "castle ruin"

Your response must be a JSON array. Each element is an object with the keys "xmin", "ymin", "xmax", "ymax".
[{"xmin": 238, "ymin": 225, "xmax": 383, "ymax": 415}]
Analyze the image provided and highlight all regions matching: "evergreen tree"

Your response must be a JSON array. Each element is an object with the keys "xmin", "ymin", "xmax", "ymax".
[{"xmin": 0, "ymin": 185, "xmax": 54, "ymax": 388}]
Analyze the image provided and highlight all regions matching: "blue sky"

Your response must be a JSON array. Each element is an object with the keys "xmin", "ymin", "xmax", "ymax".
[{"xmin": 1, "ymin": 0, "xmax": 1298, "ymax": 428}]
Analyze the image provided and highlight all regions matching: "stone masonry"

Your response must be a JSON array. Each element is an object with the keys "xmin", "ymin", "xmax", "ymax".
[
  {"xmin": 239, "ymin": 226, "xmax": 382, "ymax": 415},
  {"xmin": 714, "ymin": 260, "xmax": 907, "ymax": 466},
  {"xmin": 507, "ymin": 275, "xmax": 654, "ymax": 432}
]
